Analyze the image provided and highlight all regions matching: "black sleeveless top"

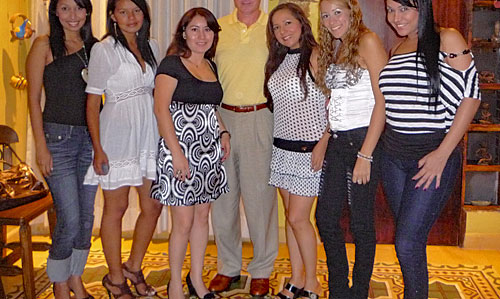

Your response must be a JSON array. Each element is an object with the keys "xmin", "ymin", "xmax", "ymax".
[
  {"xmin": 43, "ymin": 47, "xmax": 88, "ymax": 126},
  {"xmin": 156, "ymin": 55, "xmax": 223, "ymax": 105}
]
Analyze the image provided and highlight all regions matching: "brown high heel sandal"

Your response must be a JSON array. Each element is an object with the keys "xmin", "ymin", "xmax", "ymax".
[
  {"xmin": 102, "ymin": 274, "xmax": 135, "ymax": 299},
  {"xmin": 122, "ymin": 263, "xmax": 157, "ymax": 296}
]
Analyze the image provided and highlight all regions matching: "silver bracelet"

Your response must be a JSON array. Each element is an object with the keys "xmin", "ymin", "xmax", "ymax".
[{"xmin": 357, "ymin": 151, "xmax": 373, "ymax": 163}]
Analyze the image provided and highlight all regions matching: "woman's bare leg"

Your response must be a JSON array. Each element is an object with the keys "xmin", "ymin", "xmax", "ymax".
[
  {"xmin": 188, "ymin": 202, "xmax": 211, "ymax": 296},
  {"xmin": 101, "ymin": 186, "xmax": 132, "ymax": 298},
  {"xmin": 280, "ymin": 188, "xmax": 305, "ymax": 297},
  {"xmin": 288, "ymin": 194, "xmax": 321, "ymax": 295},
  {"xmin": 123, "ymin": 179, "xmax": 162, "ymax": 294},
  {"xmin": 169, "ymin": 205, "xmax": 195, "ymax": 299}
]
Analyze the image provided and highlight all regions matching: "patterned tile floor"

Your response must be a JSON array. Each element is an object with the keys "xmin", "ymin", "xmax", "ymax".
[{"xmin": 3, "ymin": 237, "xmax": 500, "ymax": 298}]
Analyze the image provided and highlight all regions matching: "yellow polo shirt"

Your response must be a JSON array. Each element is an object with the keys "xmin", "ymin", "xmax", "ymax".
[{"xmin": 215, "ymin": 9, "xmax": 269, "ymax": 106}]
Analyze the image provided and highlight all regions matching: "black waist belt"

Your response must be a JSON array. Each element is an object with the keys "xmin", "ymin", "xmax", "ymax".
[{"xmin": 273, "ymin": 138, "xmax": 318, "ymax": 153}]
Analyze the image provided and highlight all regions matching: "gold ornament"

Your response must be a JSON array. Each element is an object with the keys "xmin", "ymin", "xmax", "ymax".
[
  {"xmin": 10, "ymin": 74, "xmax": 28, "ymax": 90},
  {"xmin": 10, "ymin": 14, "xmax": 34, "ymax": 41}
]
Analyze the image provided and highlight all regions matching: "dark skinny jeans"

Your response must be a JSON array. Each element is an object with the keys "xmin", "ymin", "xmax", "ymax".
[
  {"xmin": 316, "ymin": 127, "xmax": 380, "ymax": 299},
  {"xmin": 381, "ymin": 148, "xmax": 461, "ymax": 299}
]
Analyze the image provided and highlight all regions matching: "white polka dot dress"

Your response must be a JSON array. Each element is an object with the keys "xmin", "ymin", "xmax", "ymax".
[{"xmin": 267, "ymin": 50, "xmax": 327, "ymax": 197}]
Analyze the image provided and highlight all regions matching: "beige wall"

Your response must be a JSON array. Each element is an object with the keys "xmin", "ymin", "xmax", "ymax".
[
  {"xmin": 0, "ymin": 0, "xmax": 31, "ymax": 160},
  {"xmin": 464, "ymin": 211, "xmax": 500, "ymax": 250}
]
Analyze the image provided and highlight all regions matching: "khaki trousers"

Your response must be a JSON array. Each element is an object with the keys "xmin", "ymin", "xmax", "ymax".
[{"xmin": 211, "ymin": 107, "xmax": 278, "ymax": 278}]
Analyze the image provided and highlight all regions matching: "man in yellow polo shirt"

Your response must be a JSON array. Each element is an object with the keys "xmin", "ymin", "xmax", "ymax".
[{"xmin": 209, "ymin": 0, "xmax": 278, "ymax": 297}]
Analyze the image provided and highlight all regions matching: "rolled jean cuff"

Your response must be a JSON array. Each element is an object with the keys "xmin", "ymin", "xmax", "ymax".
[
  {"xmin": 70, "ymin": 248, "xmax": 90, "ymax": 276},
  {"xmin": 47, "ymin": 257, "xmax": 71, "ymax": 282}
]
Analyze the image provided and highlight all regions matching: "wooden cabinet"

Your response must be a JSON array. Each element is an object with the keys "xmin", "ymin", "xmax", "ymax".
[
  {"xmin": 460, "ymin": 0, "xmax": 500, "ymax": 245},
  {"xmin": 335, "ymin": 0, "xmax": 466, "ymax": 246}
]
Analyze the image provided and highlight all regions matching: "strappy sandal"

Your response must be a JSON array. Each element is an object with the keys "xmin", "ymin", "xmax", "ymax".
[
  {"xmin": 276, "ymin": 282, "xmax": 303, "ymax": 299},
  {"xmin": 122, "ymin": 263, "xmax": 157, "ymax": 296},
  {"xmin": 102, "ymin": 274, "xmax": 135, "ymax": 299},
  {"xmin": 300, "ymin": 289, "xmax": 319, "ymax": 299}
]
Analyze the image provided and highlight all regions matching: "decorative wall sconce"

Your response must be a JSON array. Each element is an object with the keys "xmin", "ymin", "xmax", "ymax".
[
  {"xmin": 10, "ymin": 14, "xmax": 34, "ymax": 41},
  {"xmin": 10, "ymin": 74, "xmax": 28, "ymax": 90}
]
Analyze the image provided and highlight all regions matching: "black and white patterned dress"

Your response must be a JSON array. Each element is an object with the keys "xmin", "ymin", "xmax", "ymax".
[
  {"xmin": 267, "ymin": 49, "xmax": 327, "ymax": 197},
  {"xmin": 150, "ymin": 55, "xmax": 229, "ymax": 206}
]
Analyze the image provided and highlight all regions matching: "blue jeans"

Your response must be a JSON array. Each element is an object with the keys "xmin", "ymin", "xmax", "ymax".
[
  {"xmin": 43, "ymin": 123, "xmax": 97, "ymax": 282},
  {"xmin": 316, "ymin": 127, "xmax": 380, "ymax": 299},
  {"xmin": 381, "ymin": 148, "xmax": 461, "ymax": 299}
]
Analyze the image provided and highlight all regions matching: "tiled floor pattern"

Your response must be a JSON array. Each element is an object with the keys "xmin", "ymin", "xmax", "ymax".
[{"xmin": 3, "ymin": 238, "xmax": 500, "ymax": 298}]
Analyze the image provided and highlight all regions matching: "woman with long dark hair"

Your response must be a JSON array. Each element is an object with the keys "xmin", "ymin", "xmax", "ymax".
[
  {"xmin": 26, "ymin": 0, "xmax": 97, "ymax": 298},
  {"xmin": 380, "ymin": 0, "xmax": 480, "ymax": 297},
  {"xmin": 315, "ymin": 0, "xmax": 388, "ymax": 298},
  {"xmin": 84, "ymin": 0, "xmax": 161, "ymax": 297},
  {"xmin": 263, "ymin": 3, "xmax": 327, "ymax": 298},
  {"xmin": 150, "ymin": 7, "xmax": 229, "ymax": 299}
]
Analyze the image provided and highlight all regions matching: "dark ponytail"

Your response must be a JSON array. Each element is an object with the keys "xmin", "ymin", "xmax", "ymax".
[
  {"xmin": 417, "ymin": 0, "xmax": 440, "ymax": 102},
  {"xmin": 394, "ymin": 0, "xmax": 440, "ymax": 103}
]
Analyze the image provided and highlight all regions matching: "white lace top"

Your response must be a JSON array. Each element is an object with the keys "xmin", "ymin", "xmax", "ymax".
[{"xmin": 326, "ymin": 64, "xmax": 375, "ymax": 131}]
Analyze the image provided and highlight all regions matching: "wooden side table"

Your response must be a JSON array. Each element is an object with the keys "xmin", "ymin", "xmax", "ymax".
[{"xmin": 0, "ymin": 194, "xmax": 55, "ymax": 299}]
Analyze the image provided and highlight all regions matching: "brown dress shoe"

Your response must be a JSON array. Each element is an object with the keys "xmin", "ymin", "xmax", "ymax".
[
  {"xmin": 250, "ymin": 278, "xmax": 269, "ymax": 296},
  {"xmin": 208, "ymin": 274, "xmax": 240, "ymax": 292}
]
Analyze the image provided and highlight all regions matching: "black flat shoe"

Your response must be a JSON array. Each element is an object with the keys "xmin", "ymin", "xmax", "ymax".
[
  {"xmin": 186, "ymin": 272, "xmax": 216, "ymax": 299},
  {"xmin": 276, "ymin": 282, "xmax": 302, "ymax": 299}
]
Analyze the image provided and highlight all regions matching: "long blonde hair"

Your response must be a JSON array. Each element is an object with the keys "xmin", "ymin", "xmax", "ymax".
[{"xmin": 316, "ymin": 0, "xmax": 369, "ymax": 96}]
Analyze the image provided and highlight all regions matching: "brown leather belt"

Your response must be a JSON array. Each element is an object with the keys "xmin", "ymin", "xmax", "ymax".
[{"xmin": 221, "ymin": 103, "xmax": 267, "ymax": 113}]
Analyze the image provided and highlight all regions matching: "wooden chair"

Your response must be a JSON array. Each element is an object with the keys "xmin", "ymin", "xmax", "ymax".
[
  {"xmin": 0, "ymin": 125, "xmax": 56, "ymax": 299},
  {"xmin": 0, "ymin": 125, "xmax": 18, "ymax": 170}
]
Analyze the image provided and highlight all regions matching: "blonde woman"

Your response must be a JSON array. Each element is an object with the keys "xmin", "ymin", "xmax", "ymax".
[{"xmin": 315, "ymin": 0, "xmax": 387, "ymax": 298}]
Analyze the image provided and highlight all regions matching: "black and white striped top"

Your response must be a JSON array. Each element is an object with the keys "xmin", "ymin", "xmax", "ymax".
[{"xmin": 379, "ymin": 51, "xmax": 480, "ymax": 134}]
